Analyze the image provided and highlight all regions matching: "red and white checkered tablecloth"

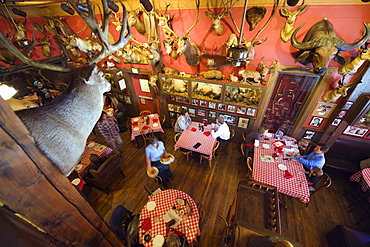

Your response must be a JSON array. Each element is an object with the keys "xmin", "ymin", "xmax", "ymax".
[
  {"xmin": 252, "ymin": 135, "xmax": 310, "ymax": 203},
  {"xmin": 174, "ymin": 122, "xmax": 216, "ymax": 160},
  {"xmin": 139, "ymin": 189, "xmax": 199, "ymax": 246},
  {"xmin": 131, "ymin": 113, "xmax": 164, "ymax": 140},
  {"xmin": 75, "ymin": 141, "xmax": 113, "ymax": 177},
  {"xmin": 350, "ymin": 168, "xmax": 370, "ymax": 192}
]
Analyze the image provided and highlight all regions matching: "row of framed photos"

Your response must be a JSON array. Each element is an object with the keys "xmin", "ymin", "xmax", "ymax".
[
  {"xmin": 303, "ymin": 125, "xmax": 370, "ymax": 140},
  {"xmin": 167, "ymin": 95, "xmax": 258, "ymax": 117},
  {"xmin": 168, "ymin": 106, "xmax": 251, "ymax": 129}
]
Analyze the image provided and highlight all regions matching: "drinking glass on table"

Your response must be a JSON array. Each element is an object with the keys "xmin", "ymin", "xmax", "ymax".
[{"xmin": 254, "ymin": 139, "xmax": 260, "ymax": 147}]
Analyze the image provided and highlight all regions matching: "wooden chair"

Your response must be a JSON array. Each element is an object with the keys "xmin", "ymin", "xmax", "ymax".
[
  {"xmin": 221, "ymin": 125, "xmax": 235, "ymax": 155},
  {"xmin": 174, "ymin": 133, "xmax": 192, "ymax": 161},
  {"xmin": 144, "ymin": 176, "xmax": 164, "ymax": 198},
  {"xmin": 160, "ymin": 114, "xmax": 166, "ymax": 126},
  {"xmin": 200, "ymin": 141, "xmax": 220, "ymax": 169},
  {"xmin": 139, "ymin": 110, "xmax": 151, "ymax": 116},
  {"xmin": 140, "ymin": 127, "xmax": 153, "ymax": 148},
  {"xmin": 311, "ymin": 173, "xmax": 332, "ymax": 196},
  {"xmin": 245, "ymin": 157, "xmax": 253, "ymax": 179},
  {"xmin": 242, "ymin": 131, "xmax": 247, "ymax": 143}
]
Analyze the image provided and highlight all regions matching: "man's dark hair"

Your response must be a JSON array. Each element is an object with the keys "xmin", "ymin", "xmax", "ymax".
[
  {"xmin": 181, "ymin": 109, "xmax": 188, "ymax": 116},
  {"xmin": 317, "ymin": 143, "xmax": 329, "ymax": 153}
]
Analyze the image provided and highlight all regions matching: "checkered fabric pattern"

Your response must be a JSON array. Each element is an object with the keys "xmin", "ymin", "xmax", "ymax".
[
  {"xmin": 139, "ymin": 189, "xmax": 199, "ymax": 246},
  {"xmin": 131, "ymin": 114, "xmax": 164, "ymax": 140},
  {"xmin": 252, "ymin": 135, "xmax": 310, "ymax": 203},
  {"xmin": 174, "ymin": 122, "xmax": 216, "ymax": 160},
  {"xmin": 350, "ymin": 168, "xmax": 370, "ymax": 192}
]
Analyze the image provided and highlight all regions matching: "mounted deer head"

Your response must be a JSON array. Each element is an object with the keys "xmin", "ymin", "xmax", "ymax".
[
  {"xmin": 339, "ymin": 42, "xmax": 370, "ymax": 75},
  {"xmin": 322, "ymin": 79, "xmax": 351, "ymax": 102},
  {"xmin": 155, "ymin": 3, "xmax": 178, "ymax": 40},
  {"xmin": 128, "ymin": 9, "xmax": 146, "ymax": 35},
  {"xmin": 176, "ymin": 0, "xmax": 201, "ymax": 67},
  {"xmin": 280, "ymin": 2, "xmax": 308, "ymax": 42},
  {"xmin": 205, "ymin": 0, "xmax": 235, "ymax": 36}
]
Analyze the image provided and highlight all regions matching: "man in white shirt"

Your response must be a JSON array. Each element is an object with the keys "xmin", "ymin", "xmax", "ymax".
[{"xmin": 211, "ymin": 117, "xmax": 230, "ymax": 146}]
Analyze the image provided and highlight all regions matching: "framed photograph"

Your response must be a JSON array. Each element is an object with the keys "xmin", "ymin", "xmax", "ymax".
[
  {"xmin": 237, "ymin": 106, "xmax": 247, "ymax": 114},
  {"xmin": 208, "ymin": 101, "xmax": 217, "ymax": 109},
  {"xmin": 176, "ymin": 96, "xmax": 183, "ymax": 103},
  {"xmin": 175, "ymin": 105, "xmax": 181, "ymax": 113},
  {"xmin": 219, "ymin": 113, "xmax": 236, "ymax": 125},
  {"xmin": 162, "ymin": 78, "xmax": 188, "ymax": 97},
  {"xmin": 218, "ymin": 103, "xmax": 226, "ymax": 111},
  {"xmin": 208, "ymin": 111, "xmax": 217, "ymax": 119},
  {"xmin": 188, "ymin": 108, "xmax": 196, "ymax": 117},
  {"xmin": 169, "ymin": 95, "xmax": 175, "ymax": 101},
  {"xmin": 342, "ymin": 101, "xmax": 354, "ymax": 110},
  {"xmin": 199, "ymin": 100, "xmax": 207, "ymax": 107},
  {"xmin": 225, "ymin": 85, "xmax": 263, "ymax": 108},
  {"xmin": 192, "ymin": 98, "xmax": 199, "ymax": 106},
  {"xmin": 198, "ymin": 109, "xmax": 206, "ymax": 117},
  {"xmin": 182, "ymin": 106, "xmax": 188, "ymax": 111},
  {"xmin": 331, "ymin": 118, "xmax": 342, "ymax": 126},
  {"xmin": 118, "ymin": 94, "xmax": 125, "ymax": 100},
  {"xmin": 309, "ymin": 117, "xmax": 324, "ymax": 127},
  {"xmin": 364, "ymin": 131, "xmax": 370, "ymax": 139},
  {"xmin": 312, "ymin": 102, "xmax": 336, "ymax": 118},
  {"xmin": 169, "ymin": 112, "xmax": 177, "ymax": 119},
  {"xmin": 168, "ymin": 104, "xmax": 174, "ymax": 111},
  {"xmin": 227, "ymin": 105, "xmax": 236, "ymax": 113},
  {"xmin": 337, "ymin": 110, "xmax": 347, "ymax": 119},
  {"xmin": 246, "ymin": 108, "xmax": 257, "ymax": 117},
  {"xmin": 343, "ymin": 126, "xmax": 368, "ymax": 137},
  {"xmin": 124, "ymin": 95, "xmax": 131, "ymax": 104},
  {"xmin": 118, "ymin": 78, "xmax": 126, "ymax": 90},
  {"xmin": 303, "ymin": 130, "xmax": 315, "ymax": 140},
  {"xmin": 238, "ymin": 117, "xmax": 250, "ymax": 129},
  {"xmin": 191, "ymin": 81, "xmax": 222, "ymax": 102},
  {"xmin": 184, "ymin": 97, "xmax": 190, "ymax": 104},
  {"xmin": 139, "ymin": 79, "xmax": 150, "ymax": 93}
]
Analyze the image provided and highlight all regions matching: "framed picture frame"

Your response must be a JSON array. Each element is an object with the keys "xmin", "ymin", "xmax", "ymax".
[
  {"xmin": 198, "ymin": 109, "xmax": 206, "ymax": 117},
  {"xmin": 168, "ymin": 104, "xmax": 174, "ymax": 111},
  {"xmin": 199, "ymin": 100, "xmax": 207, "ymax": 107},
  {"xmin": 309, "ymin": 117, "xmax": 324, "ymax": 127},
  {"xmin": 218, "ymin": 103, "xmax": 226, "ymax": 111},
  {"xmin": 175, "ymin": 105, "xmax": 181, "ymax": 113},
  {"xmin": 219, "ymin": 113, "xmax": 236, "ymax": 125},
  {"xmin": 342, "ymin": 101, "xmax": 354, "ymax": 110},
  {"xmin": 303, "ymin": 130, "xmax": 315, "ymax": 140},
  {"xmin": 176, "ymin": 96, "xmax": 183, "ymax": 103},
  {"xmin": 208, "ymin": 111, "xmax": 217, "ymax": 119},
  {"xmin": 192, "ymin": 98, "xmax": 199, "ymax": 106},
  {"xmin": 225, "ymin": 85, "xmax": 263, "ymax": 108},
  {"xmin": 191, "ymin": 81, "xmax": 222, "ymax": 102},
  {"xmin": 169, "ymin": 112, "xmax": 177, "ymax": 119},
  {"xmin": 169, "ymin": 95, "xmax": 175, "ymax": 101},
  {"xmin": 188, "ymin": 108, "xmax": 196, "ymax": 117},
  {"xmin": 139, "ymin": 79, "xmax": 150, "ymax": 93},
  {"xmin": 237, "ymin": 106, "xmax": 247, "ymax": 114},
  {"xmin": 184, "ymin": 97, "xmax": 190, "ymax": 104},
  {"xmin": 118, "ymin": 94, "xmax": 125, "ymax": 101},
  {"xmin": 227, "ymin": 105, "xmax": 236, "ymax": 113},
  {"xmin": 208, "ymin": 101, "xmax": 217, "ymax": 109},
  {"xmin": 124, "ymin": 95, "xmax": 131, "ymax": 104},
  {"xmin": 246, "ymin": 108, "xmax": 257, "ymax": 117},
  {"xmin": 238, "ymin": 117, "xmax": 250, "ymax": 129},
  {"xmin": 343, "ymin": 126, "xmax": 368, "ymax": 137},
  {"xmin": 331, "ymin": 118, "xmax": 342, "ymax": 126},
  {"xmin": 182, "ymin": 106, "xmax": 188, "ymax": 111},
  {"xmin": 364, "ymin": 131, "xmax": 370, "ymax": 140},
  {"xmin": 312, "ymin": 102, "xmax": 337, "ymax": 118},
  {"xmin": 337, "ymin": 110, "xmax": 348, "ymax": 119}
]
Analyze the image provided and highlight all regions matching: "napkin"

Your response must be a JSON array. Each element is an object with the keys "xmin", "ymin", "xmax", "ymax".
[
  {"xmin": 153, "ymin": 118, "xmax": 159, "ymax": 123},
  {"xmin": 142, "ymin": 126, "xmax": 149, "ymax": 130},
  {"xmin": 191, "ymin": 128, "xmax": 196, "ymax": 132},
  {"xmin": 166, "ymin": 228, "xmax": 185, "ymax": 236},
  {"xmin": 284, "ymin": 170, "xmax": 293, "ymax": 179},
  {"xmin": 140, "ymin": 218, "xmax": 152, "ymax": 232},
  {"xmin": 203, "ymin": 131, "xmax": 211, "ymax": 136},
  {"xmin": 132, "ymin": 122, "xmax": 138, "ymax": 126}
]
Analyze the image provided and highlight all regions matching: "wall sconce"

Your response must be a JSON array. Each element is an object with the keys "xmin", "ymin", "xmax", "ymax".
[
  {"xmin": 107, "ymin": 0, "xmax": 119, "ymax": 12},
  {"xmin": 140, "ymin": 0, "xmax": 152, "ymax": 12},
  {"xmin": 61, "ymin": 3, "xmax": 75, "ymax": 15},
  {"xmin": 11, "ymin": 7, "xmax": 27, "ymax": 17}
]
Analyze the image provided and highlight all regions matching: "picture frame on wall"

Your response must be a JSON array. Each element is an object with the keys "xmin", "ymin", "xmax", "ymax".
[
  {"xmin": 184, "ymin": 97, "xmax": 190, "ymax": 104},
  {"xmin": 303, "ymin": 130, "xmax": 315, "ymax": 140},
  {"xmin": 188, "ymin": 108, "xmax": 196, "ymax": 117},
  {"xmin": 199, "ymin": 100, "xmax": 207, "ymax": 107},
  {"xmin": 208, "ymin": 111, "xmax": 217, "ymax": 119},
  {"xmin": 192, "ymin": 98, "xmax": 199, "ymax": 106},
  {"xmin": 198, "ymin": 109, "xmax": 206, "ymax": 117},
  {"xmin": 237, "ymin": 106, "xmax": 247, "ymax": 114},
  {"xmin": 218, "ymin": 103, "xmax": 226, "ymax": 111},
  {"xmin": 168, "ymin": 104, "xmax": 174, "ymax": 111},
  {"xmin": 312, "ymin": 102, "xmax": 336, "ymax": 118},
  {"xmin": 139, "ymin": 79, "xmax": 150, "ymax": 93},
  {"xmin": 124, "ymin": 95, "xmax": 131, "ymax": 104},
  {"xmin": 343, "ymin": 126, "xmax": 368, "ymax": 137},
  {"xmin": 169, "ymin": 112, "xmax": 176, "ymax": 119},
  {"xmin": 337, "ymin": 110, "xmax": 347, "ymax": 119},
  {"xmin": 364, "ymin": 131, "xmax": 370, "ymax": 140},
  {"xmin": 182, "ymin": 106, "xmax": 188, "ymax": 111},
  {"xmin": 331, "ymin": 118, "xmax": 342, "ymax": 126},
  {"xmin": 246, "ymin": 108, "xmax": 257, "ymax": 117},
  {"xmin": 238, "ymin": 117, "xmax": 249, "ymax": 129},
  {"xmin": 219, "ymin": 113, "xmax": 236, "ymax": 125},
  {"xmin": 169, "ymin": 95, "xmax": 175, "ymax": 101},
  {"xmin": 176, "ymin": 96, "xmax": 183, "ymax": 103},
  {"xmin": 175, "ymin": 105, "xmax": 182, "ymax": 113},
  {"xmin": 342, "ymin": 101, "xmax": 354, "ymax": 110},
  {"xmin": 227, "ymin": 105, "xmax": 236, "ymax": 113},
  {"xmin": 309, "ymin": 117, "xmax": 324, "ymax": 127},
  {"xmin": 208, "ymin": 101, "xmax": 216, "ymax": 109}
]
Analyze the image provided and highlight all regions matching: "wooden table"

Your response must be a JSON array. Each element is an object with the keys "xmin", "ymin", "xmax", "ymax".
[
  {"xmin": 252, "ymin": 135, "xmax": 310, "ymax": 203},
  {"xmin": 138, "ymin": 189, "xmax": 199, "ymax": 246},
  {"xmin": 174, "ymin": 122, "xmax": 216, "ymax": 160},
  {"xmin": 350, "ymin": 168, "xmax": 370, "ymax": 192},
  {"xmin": 75, "ymin": 141, "xmax": 113, "ymax": 177},
  {"xmin": 130, "ymin": 113, "xmax": 164, "ymax": 141}
]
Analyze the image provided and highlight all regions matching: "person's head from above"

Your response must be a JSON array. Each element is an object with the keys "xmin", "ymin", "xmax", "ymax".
[
  {"xmin": 99, "ymin": 111, "xmax": 108, "ymax": 121},
  {"xmin": 313, "ymin": 143, "xmax": 329, "ymax": 154},
  {"xmin": 311, "ymin": 167, "xmax": 324, "ymax": 177},
  {"xmin": 148, "ymin": 136, "xmax": 159, "ymax": 147},
  {"xmin": 298, "ymin": 139, "xmax": 309, "ymax": 149},
  {"xmin": 181, "ymin": 109, "xmax": 189, "ymax": 118},
  {"xmin": 258, "ymin": 126, "xmax": 268, "ymax": 135},
  {"xmin": 89, "ymin": 153, "xmax": 99, "ymax": 163},
  {"xmin": 34, "ymin": 80, "xmax": 43, "ymax": 88},
  {"xmin": 216, "ymin": 117, "xmax": 225, "ymax": 125}
]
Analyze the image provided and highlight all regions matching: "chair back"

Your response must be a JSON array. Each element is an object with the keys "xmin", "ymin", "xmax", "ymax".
[
  {"xmin": 109, "ymin": 205, "xmax": 132, "ymax": 241},
  {"xmin": 140, "ymin": 110, "xmax": 151, "ymax": 116},
  {"xmin": 229, "ymin": 126, "xmax": 236, "ymax": 140},
  {"xmin": 312, "ymin": 173, "xmax": 331, "ymax": 195},
  {"xmin": 245, "ymin": 157, "xmax": 253, "ymax": 178},
  {"xmin": 242, "ymin": 131, "xmax": 247, "ymax": 143},
  {"xmin": 240, "ymin": 143, "xmax": 245, "ymax": 157},
  {"xmin": 140, "ymin": 127, "xmax": 153, "ymax": 147},
  {"xmin": 161, "ymin": 114, "xmax": 166, "ymax": 125},
  {"xmin": 212, "ymin": 141, "xmax": 220, "ymax": 156},
  {"xmin": 174, "ymin": 133, "xmax": 180, "ymax": 143},
  {"xmin": 126, "ymin": 118, "xmax": 132, "ymax": 133},
  {"xmin": 144, "ymin": 176, "xmax": 164, "ymax": 197}
]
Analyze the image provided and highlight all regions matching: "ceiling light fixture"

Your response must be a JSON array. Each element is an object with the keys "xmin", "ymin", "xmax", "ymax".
[
  {"xmin": 107, "ymin": 0, "xmax": 119, "ymax": 12},
  {"xmin": 61, "ymin": 2, "xmax": 75, "ymax": 15},
  {"xmin": 0, "ymin": 84, "xmax": 17, "ymax": 100}
]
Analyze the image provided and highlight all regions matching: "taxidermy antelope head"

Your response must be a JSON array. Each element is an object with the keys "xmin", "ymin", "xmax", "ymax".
[
  {"xmin": 155, "ymin": 4, "xmax": 178, "ymax": 40},
  {"xmin": 339, "ymin": 42, "xmax": 370, "ymax": 76},
  {"xmin": 280, "ymin": 2, "xmax": 308, "ymax": 42},
  {"xmin": 128, "ymin": 9, "xmax": 146, "ymax": 35},
  {"xmin": 322, "ymin": 79, "xmax": 351, "ymax": 102},
  {"xmin": 163, "ymin": 39, "xmax": 179, "ymax": 59},
  {"xmin": 0, "ymin": 0, "xmax": 132, "ymax": 176},
  {"xmin": 177, "ymin": 0, "xmax": 201, "ymax": 67}
]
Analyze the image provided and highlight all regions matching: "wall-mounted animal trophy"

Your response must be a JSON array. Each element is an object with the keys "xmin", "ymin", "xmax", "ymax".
[
  {"xmin": 0, "ymin": 0, "xmax": 132, "ymax": 176},
  {"xmin": 280, "ymin": 2, "xmax": 308, "ymax": 42},
  {"xmin": 205, "ymin": 0, "xmax": 237, "ymax": 36},
  {"xmin": 339, "ymin": 42, "xmax": 370, "ymax": 75},
  {"xmin": 128, "ymin": 9, "xmax": 147, "ymax": 35},
  {"xmin": 291, "ymin": 18, "xmax": 370, "ymax": 75},
  {"xmin": 155, "ymin": 4, "xmax": 178, "ymax": 40},
  {"xmin": 322, "ymin": 79, "xmax": 351, "ymax": 102},
  {"xmin": 246, "ymin": 6, "xmax": 266, "ymax": 30}
]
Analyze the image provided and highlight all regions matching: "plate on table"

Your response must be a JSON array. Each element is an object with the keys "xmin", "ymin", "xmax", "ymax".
[
  {"xmin": 75, "ymin": 164, "xmax": 83, "ymax": 171},
  {"xmin": 71, "ymin": 178, "xmax": 80, "ymax": 186},
  {"xmin": 262, "ymin": 144, "xmax": 270, "ymax": 149},
  {"xmin": 133, "ymin": 127, "xmax": 140, "ymax": 131},
  {"xmin": 133, "ymin": 118, "xmax": 139, "ymax": 122},
  {"xmin": 87, "ymin": 142, "xmax": 95, "ymax": 148},
  {"xmin": 152, "ymin": 123, "xmax": 159, "ymax": 127},
  {"xmin": 278, "ymin": 164, "xmax": 287, "ymax": 171},
  {"xmin": 149, "ymin": 114, "xmax": 155, "ymax": 117},
  {"xmin": 147, "ymin": 201, "xmax": 156, "ymax": 211},
  {"xmin": 265, "ymin": 133, "xmax": 272, "ymax": 138},
  {"xmin": 177, "ymin": 198, "xmax": 185, "ymax": 206},
  {"xmin": 153, "ymin": 235, "xmax": 164, "ymax": 247}
]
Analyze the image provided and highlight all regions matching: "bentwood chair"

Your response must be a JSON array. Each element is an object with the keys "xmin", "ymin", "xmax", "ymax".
[
  {"xmin": 242, "ymin": 131, "xmax": 247, "ymax": 143},
  {"xmin": 174, "ymin": 133, "xmax": 192, "ymax": 161},
  {"xmin": 140, "ymin": 127, "xmax": 153, "ymax": 148},
  {"xmin": 109, "ymin": 205, "xmax": 132, "ymax": 242},
  {"xmin": 144, "ymin": 176, "xmax": 164, "ymax": 198},
  {"xmin": 200, "ymin": 141, "xmax": 220, "ymax": 169},
  {"xmin": 245, "ymin": 157, "xmax": 253, "ymax": 179},
  {"xmin": 307, "ymin": 173, "xmax": 332, "ymax": 207},
  {"xmin": 139, "ymin": 110, "xmax": 151, "ymax": 116}
]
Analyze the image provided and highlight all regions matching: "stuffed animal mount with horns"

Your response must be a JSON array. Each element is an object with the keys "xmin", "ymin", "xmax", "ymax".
[{"xmin": 291, "ymin": 18, "xmax": 369, "ymax": 75}]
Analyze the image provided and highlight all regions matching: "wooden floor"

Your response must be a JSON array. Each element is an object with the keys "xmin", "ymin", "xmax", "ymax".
[{"xmin": 86, "ymin": 126, "xmax": 370, "ymax": 247}]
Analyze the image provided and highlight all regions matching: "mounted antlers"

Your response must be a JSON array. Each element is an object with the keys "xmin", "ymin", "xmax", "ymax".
[
  {"xmin": 280, "ymin": 1, "xmax": 308, "ymax": 42},
  {"xmin": 205, "ymin": 0, "xmax": 237, "ymax": 36}
]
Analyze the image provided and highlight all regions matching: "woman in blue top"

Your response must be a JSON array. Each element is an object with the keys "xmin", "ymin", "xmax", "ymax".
[{"xmin": 145, "ymin": 137, "xmax": 173, "ymax": 187}]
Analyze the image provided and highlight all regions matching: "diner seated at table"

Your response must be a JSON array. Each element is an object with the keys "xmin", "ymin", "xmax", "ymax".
[
  {"xmin": 292, "ymin": 143, "xmax": 329, "ymax": 171},
  {"xmin": 298, "ymin": 139, "xmax": 309, "ymax": 156},
  {"xmin": 306, "ymin": 167, "xmax": 324, "ymax": 192},
  {"xmin": 211, "ymin": 117, "xmax": 230, "ymax": 147},
  {"xmin": 97, "ymin": 111, "xmax": 123, "ymax": 154},
  {"xmin": 243, "ymin": 126, "xmax": 269, "ymax": 157},
  {"xmin": 145, "ymin": 137, "xmax": 173, "ymax": 188},
  {"xmin": 86, "ymin": 154, "xmax": 108, "ymax": 178},
  {"xmin": 174, "ymin": 109, "xmax": 192, "ymax": 134}
]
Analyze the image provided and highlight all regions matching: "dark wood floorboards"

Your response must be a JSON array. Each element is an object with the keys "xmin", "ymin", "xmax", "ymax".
[{"xmin": 86, "ymin": 127, "xmax": 370, "ymax": 247}]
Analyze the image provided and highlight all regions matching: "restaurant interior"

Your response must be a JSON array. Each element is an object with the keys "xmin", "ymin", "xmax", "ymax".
[{"xmin": 0, "ymin": 0, "xmax": 370, "ymax": 246}]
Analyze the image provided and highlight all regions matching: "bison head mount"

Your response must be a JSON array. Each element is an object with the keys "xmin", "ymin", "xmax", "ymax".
[{"xmin": 291, "ymin": 19, "xmax": 369, "ymax": 75}]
